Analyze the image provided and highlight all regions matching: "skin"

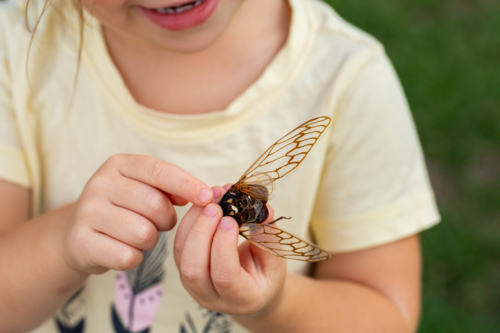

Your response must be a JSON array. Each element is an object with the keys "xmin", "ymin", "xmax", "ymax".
[
  {"xmin": 0, "ymin": 156, "xmax": 216, "ymax": 332},
  {"xmin": 0, "ymin": 0, "xmax": 421, "ymax": 331},
  {"xmin": 85, "ymin": 0, "xmax": 292, "ymax": 114},
  {"xmin": 174, "ymin": 186, "xmax": 421, "ymax": 333}
]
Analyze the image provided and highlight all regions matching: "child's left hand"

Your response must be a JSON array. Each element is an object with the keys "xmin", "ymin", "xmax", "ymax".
[{"xmin": 173, "ymin": 186, "xmax": 287, "ymax": 317}]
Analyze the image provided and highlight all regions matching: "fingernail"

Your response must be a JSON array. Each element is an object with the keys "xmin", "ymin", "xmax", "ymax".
[
  {"xmin": 219, "ymin": 217, "xmax": 234, "ymax": 230},
  {"xmin": 198, "ymin": 188, "xmax": 212, "ymax": 204},
  {"xmin": 203, "ymin": 204, "xmax": 218, "ymax": 217},
  {"xmin": 212, "ymin": 187, "xmax": 221, "ymax": 200}
]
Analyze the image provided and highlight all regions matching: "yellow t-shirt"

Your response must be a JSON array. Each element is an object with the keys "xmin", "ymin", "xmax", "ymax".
[{"xmin": 0, "ymin": 0, "xmax": 440, "ymax": 332}]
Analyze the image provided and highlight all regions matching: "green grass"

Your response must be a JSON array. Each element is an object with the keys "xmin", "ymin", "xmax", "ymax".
[
  {"xmin": 4, "ymin": 0, "xmax": 499, "ymax": 330},
  {"xmin": 322, "ymin": 0, "xmax": 500, "ymax": 331}
]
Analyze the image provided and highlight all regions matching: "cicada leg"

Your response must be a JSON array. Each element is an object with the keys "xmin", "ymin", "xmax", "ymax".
[{"xmin": 265, "ymin": 216, "xmax": 292, "ymax": 225}]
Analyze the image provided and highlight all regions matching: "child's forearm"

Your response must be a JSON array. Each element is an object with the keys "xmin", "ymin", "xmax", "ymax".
[
  {"xmin": 0, "ymin": 204, "xmax": 89, "ymax": 333},
  {"xmin": 234, "ymin": 273, "xmax": 415, "ymax": 333}
]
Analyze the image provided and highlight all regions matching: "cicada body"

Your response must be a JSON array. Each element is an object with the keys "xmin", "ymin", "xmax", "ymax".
[
  {"xmin": 220, "ymin": 184, "xmax": 269, "ymax": 227},
  {"xmin": 219, "ymin": 116, "xmax": 332, "ymax": 263}
]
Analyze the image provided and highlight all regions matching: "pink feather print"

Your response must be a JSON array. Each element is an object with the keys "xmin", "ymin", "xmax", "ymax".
[{"xmin": 112, "ymin": 233, "xmax": 167, "ymax": 333}]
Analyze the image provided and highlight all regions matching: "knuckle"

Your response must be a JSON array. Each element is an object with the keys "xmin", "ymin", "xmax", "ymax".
[
  {"xmin": 145, "ymin": 191, "xmax": 177, "ymax": 231},
  {"xmin": 76, "ymin": 200, "xmax": 97, "ymax": 220},
  {"xmin": 86, "ymin": 173, "xmax": 113, "ymax": 193},
  {"xmin": 117, "ymin": 248, "xmax": 142, "ymax": 271},
  {"xmin": 135, "ymin": 223, "xmax": 158, "ymax": 250},
  {"xmin": 65, "ymin": 228, "xmax": 88, "ymax": 263},
  {"xmin": 165, "ymin": 208, "xmax": 178, "ymax": 229},
  {"xmin": 148, "ymin": 160, "xmax": 171, "ymax": 182},
  {"xmin": 180, "ymin": 176, "xmax": 196, "ymax": 197},
  {"xmin": 211, "ymin": 271, "xmax": 237, "ymax": 289},
  {"xmin": 146, "ymin": 191, "xmax": 166, "ymax": 217},
  {"xmin": 70, "ymin": 227, "xmax": 88, "ymax": 247},
  {"xmin": 105, "ymin": 154, "xmax": 126, "ymax": 166},
  {"xmin": 180, "ymin": 264, "xmax": 203, "ymax": 284}
]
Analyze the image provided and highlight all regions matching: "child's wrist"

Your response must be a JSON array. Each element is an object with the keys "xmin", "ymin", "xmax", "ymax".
[{"xmin": 50, "ymin": 203, "xmax": 92, "ymax": 279}]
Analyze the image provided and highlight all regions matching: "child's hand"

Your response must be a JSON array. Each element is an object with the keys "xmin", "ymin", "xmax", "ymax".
[
  {"xmin": 63, "ymin": 154, "xmax": 213, "ymax": 275},
  {"xmin": 173, "ymin": 187, "xmax": 287, "ymax": 318}
]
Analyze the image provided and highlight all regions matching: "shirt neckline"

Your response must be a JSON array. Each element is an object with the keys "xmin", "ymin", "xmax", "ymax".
[{"xmin": 80, "ymin": 0, "xmax": 317, "ymax": 143}]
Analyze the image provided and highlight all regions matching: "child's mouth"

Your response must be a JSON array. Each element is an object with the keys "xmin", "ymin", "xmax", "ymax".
[
  {"xmin": 153, "ymin": 0, "xmax": 207, "ymax": 14},
  {"xmin": 141, "ymin": 0, "xmax": 218, "ymax": 31}
]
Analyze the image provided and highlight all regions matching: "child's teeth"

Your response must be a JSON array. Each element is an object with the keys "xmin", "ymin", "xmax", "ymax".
[
  {"xmin": 155, "ymin": 7, "xmax": 176, "ymax": 14},
  {"xmin": 176, "ymin": 4, "xmax": 193, "ymax": 12},
  {"xmin": 155, "ymin": 0, "xmax": 204, "ymax": 14}
]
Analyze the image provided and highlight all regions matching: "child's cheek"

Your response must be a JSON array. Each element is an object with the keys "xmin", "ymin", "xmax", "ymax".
[{"xmin": 80, "ymin": 0, "xmax": 128, "ymax": 22}]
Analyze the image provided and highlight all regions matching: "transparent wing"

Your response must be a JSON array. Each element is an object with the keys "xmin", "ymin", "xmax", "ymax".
[
  {"xmin": 239, "ymin": 173, "xmax": 275, "ymax": 201},
  {"xmin": 238, "ymin": 116, "xmax": 331, "ymax": 185},
  {"xmin": 239, "ymin": 223, "xmax": 331, "ymax": 262}
]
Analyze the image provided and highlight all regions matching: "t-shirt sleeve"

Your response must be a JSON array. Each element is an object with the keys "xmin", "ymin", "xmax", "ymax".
[
  {"xmin": 310, "ymin": 49, "xmax": 440, "ymax": 252},
  {"xmin": 0, "ymin": 16, "xmax": 31, "ymax": 188}
]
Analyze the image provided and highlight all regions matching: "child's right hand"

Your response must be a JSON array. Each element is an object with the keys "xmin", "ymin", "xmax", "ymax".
[{"xmin": 62, "ymin": 154, "xmax": 213, "ymax": 275}]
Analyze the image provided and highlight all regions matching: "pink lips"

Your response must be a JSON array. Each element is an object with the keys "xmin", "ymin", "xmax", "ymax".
[{"xmin": 140, "ymin": 0, "xmax": 220, "ymax": 31}]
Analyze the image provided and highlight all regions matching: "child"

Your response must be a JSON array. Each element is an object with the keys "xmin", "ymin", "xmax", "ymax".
[{"xmin": 0, "ymin": 0, "xmax": 440, "ymax": 332}]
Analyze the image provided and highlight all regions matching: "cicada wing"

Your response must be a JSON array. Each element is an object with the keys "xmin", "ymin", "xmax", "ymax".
[
  {"xmin": 239, "ymin": 173, "xmax": 276, "ymax": 201},
  {"xmin": 239, "ymin": 223, "xmax": 331, "ymax": 262},
  {"xmin": 238, "ymin": 116, "xmax": 331, "ymax": 184}
]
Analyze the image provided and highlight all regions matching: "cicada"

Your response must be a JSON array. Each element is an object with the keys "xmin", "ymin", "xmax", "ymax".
[{"xmin": 220, "ymin": 116, "xmax": 332, "ymax": 262}]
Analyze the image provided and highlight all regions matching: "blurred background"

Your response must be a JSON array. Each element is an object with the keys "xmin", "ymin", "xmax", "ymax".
[
  {"xmin": 321, "ymin": 0, "xmax": 500, "ymax": 331},
  {"xmin": 5, "ymin": 0, "xmax": 498, "ymax": 331}
]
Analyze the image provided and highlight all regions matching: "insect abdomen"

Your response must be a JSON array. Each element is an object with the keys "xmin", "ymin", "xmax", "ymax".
[
  {"xmin": 220, "ymin": 186, "xmax": 266, "ymax": 226},
  {"xmin": 220, "ymin": 188, "xmax": 245, "ymax": 226}
]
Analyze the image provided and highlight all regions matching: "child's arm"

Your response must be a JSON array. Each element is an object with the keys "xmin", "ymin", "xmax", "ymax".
[
  {"xmin": 174, "ymin": 195, "xmax": 420, "ymax": 333},
  {"xmin": 0, "ymin": 191, "xmax": 88, "ymax": 333},
  {"xmin": 0, "ymin": 155, "xmax": 215, "ymax": 333},
  {"xmin": 237, "ymin": 235, "xmax": 420, "ymax": 333}
]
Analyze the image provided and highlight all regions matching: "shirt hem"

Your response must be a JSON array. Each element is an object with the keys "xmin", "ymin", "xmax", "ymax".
[{"xmin": 0, "ymin": 144, "xmax": 31, "ymax": 188}]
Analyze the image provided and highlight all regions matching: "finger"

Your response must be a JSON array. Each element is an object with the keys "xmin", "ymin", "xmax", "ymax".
[
  {"xmin": 244, "ymin": 205, "xmax": 286, "ymax": 276},
  {"xmin": 211, "ymin": 186, "xmax": 226, "ymax": 204},
  {"xmin": 210, "ymin": 216, "xmax": 250, "ymax": 301},
  {"xmin": 166, "ymin": 193, "xmax": 189, "ymax": 206},
  {"xmin": 92, "ymin": 205, "xmax": 159, "ymax": 252},
  {"xmin": 263, "ymin": 205, "xmax": 274, "ymax": 224},
  {"xmin": 245, "ymin": 205, "xmax": 281, "ymax": 260},
  {"xmin": 174, "ymin": 186, "xmax": 225, "ymax": 267},
  {"xmin": 83, "ymin": 229, "xmax": 144, "ymax": 272},
  {"xmin": 222, "ymin": 183, "xmax": 233, "ymax": 191},
  {"xmin": 239, "ymin": 205, "xmax": 276, "ymax": 272},
  {"xmin": 109, "ymin": 154, "xmax": 213, "ymax": 206},
  {"xmin": 108, "ymin": 177, "xmax": 176, "ymax": 232},
  {"xmin": 178, "ymin": 204, "xmax": 222, "ymax": 303}
]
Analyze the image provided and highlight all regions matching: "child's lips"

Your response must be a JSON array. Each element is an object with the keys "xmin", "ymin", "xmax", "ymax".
[{"xmin": 140, "ymin": 0, "xmax": 219, "ymax": 31}]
